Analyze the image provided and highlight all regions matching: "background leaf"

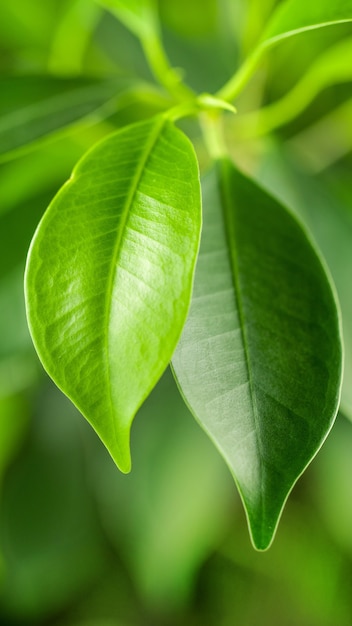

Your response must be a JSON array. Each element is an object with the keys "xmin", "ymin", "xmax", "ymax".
[
  {"xmin": 87, "ymin": 368, "xmax": 234, "ymax": 611},
  {"xmin": 0, "ymin": 385, "xmax": 108, "ymax": 622},
  {"xmin": 217, "ymin": 0, "xmax": 352, "ymax": 101},
  {"xmin": 261, "ymin": 0, "xmax": 352, "ymax": 48},
  {"xmin": 238, "ymin": 36, "xmax": 352, "ymax": 136},
  {"xmin": 25, "ymin": 116, "xmax": 201, "ymax": 473},
  {"xmin": 0, "ymin": 75, "xmax": 128, "ymax": 161},
  {"xmin": 96, "ymin": 0, "xmax": 157, "ymax": 39},
  {"xmin": 172, "ymin": 161, "xmax": 342, "ymax": 550}
]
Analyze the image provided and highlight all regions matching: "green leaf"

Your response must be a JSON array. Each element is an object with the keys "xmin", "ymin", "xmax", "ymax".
[
  {"xmin": 25, "ymin": 116, "xmax": 201, "ymax": 473},
  {"xmin": 96, "ymin": 0, "xmax": 157, "ymax": 38},
  {"xmin": 262, "ymin": 0, "xmax": 352, "ymax": 48},
  {"xmin": 172, "ymin": 161, "xmax": 342, "ymax": 550},
  {"xmin": 255, "ymin": 145, "xmax": 352, "ymax": 420},
  {"xmin": 0, "ymin": 75, "xmax": 128, "ymax": 162}
]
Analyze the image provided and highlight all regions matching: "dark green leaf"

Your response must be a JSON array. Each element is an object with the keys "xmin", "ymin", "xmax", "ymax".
[
  {"xmin": 25, "ymin": 116, "xmax": 201, "ymax": 473},
  {"xmin": 172, "ymin": 160, "xmax": 342, "ymax": 550},
  {"xmin": 0, "ymin": 75, "xmax": 128, "ymax": 161},
  {"xmin": 255, "ymin": 146, "xmax": 352, "ymax": 419}
]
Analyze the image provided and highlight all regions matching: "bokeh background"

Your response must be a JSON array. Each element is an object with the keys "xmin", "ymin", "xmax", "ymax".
[{"xmin": 1, "ymin": 0, "xmax": 352, "ymax": 624}]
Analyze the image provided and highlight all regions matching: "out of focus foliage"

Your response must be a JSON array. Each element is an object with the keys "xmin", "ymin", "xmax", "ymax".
[{"xmin": 1, "ymin": 0, "xmax": 352, "ymax": 623}]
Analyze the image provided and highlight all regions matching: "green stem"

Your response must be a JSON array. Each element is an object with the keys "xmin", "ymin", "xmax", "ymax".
[
  {"xmin": 141, "ymin": 31, "xmax": 195, "ymax": 103},
  {"xmin": 200, "ymin": 112, "xmax": 228, "ymax": 160},
  {"xmin": 216, "ymin": 46, "xmax": 264, "ymax": 102}
]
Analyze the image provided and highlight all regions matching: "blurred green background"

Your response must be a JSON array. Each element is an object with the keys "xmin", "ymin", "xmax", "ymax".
[{"xmin": 1, "ymin": 0, "xmax": 352, "ymax": 624}]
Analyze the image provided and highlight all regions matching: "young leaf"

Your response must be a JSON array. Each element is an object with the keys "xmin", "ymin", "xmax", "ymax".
[
  {"xmin": 218, "ymin": 0, "xmax": 352, "ymax": 101},
  {"xmin": 25, "ymin": 116, "xmax": 201, "ymax": 473},
  {"xmin": 262, "ymin": 0, "xmax": 352, "ymax": 47},
  {"xmin": 172, "ymin": 161, "xmax": 342, "ymax": 550},
  {"xmin": 0, "ymin": 76, "xmax": 128, "ymax": 161}
]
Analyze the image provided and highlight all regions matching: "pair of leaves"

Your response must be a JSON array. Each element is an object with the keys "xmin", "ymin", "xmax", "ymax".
[{"xmin": 25, "ymin": 113, "xmax": 342, "ymax": 549}]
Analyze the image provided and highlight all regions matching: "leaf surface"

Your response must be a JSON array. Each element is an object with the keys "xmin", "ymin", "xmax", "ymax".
[
  {"xmin": 255, "ymin": 145, "xmax": 352, "ymax": 419},
  {"xmin": 25, "ymin": 116, "xmax": 201, "ymax": 472},
  {"xmin": 172, "ymin": 161, "xmax": 342, "ymax": 550},
  {"xmin": 0, "ymin": 75, "xmax": 128, "ymax": 161}
]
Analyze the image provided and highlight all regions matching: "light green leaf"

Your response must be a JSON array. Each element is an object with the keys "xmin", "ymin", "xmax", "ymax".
[
  {"xmin": 25, "ymin": 116, "xmax": 201, "ymax": 473},
  {"xmin": 96, "ymin": 0, "xmax": 157, "ymax": 38},
  {"xmin": 262, "ymin": 0, "xmax": 352, "ymax": 47},
  {"xmin": 0, "ymin": 75, "xmax": 128, "ymax": 162},
  {"xmin": 172, "ymin": 161, "xmax": 342, "ymax": 550}
]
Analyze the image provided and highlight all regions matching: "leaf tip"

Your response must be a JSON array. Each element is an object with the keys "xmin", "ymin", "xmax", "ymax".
[
  {"xmin": 108, "ymin": 424, "xmax": 133, "ymax": 474},
  {"xmin": 110, "ymin": 443, "xmax": 132, "ymax": 474}
]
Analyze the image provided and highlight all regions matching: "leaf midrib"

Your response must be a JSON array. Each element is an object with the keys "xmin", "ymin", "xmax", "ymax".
[
  {"xmin": 104, "ymin": 116, "xmax": 167, "ymax": 449},
  {"xmin": 218, "ymin": 161, "xmax": 264, "ymax": 512}
]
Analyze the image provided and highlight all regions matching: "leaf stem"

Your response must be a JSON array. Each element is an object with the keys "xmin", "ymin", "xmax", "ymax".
[
  {"xmin": 200, "ymin": 111, "xmax": 228, "ymax": 160},
  {"xmin": 141, "ymin": 31, "xmax": 195, "ymax": 103},
  {"xmin": 216, "ymin": 46, "xmax": 264, "ymax": 102}
]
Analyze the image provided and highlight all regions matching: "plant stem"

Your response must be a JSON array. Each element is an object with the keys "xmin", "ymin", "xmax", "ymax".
[
  {"xmin": 216, "ymin": 46, "xmax": 264, "ymax": 102},
  {"xmin": 200, "ymin": 111, "xmax": 228, "ymax": 160},
  {"xmin": 142, "ymin": 31, "xmax": 195, "ymax": 103}
]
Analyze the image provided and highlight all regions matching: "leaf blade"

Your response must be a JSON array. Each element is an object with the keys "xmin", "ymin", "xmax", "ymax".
[
  {"xmin": 172, "ymin": 161, "xmax": 342, "ymax": 550},
  {"xmin": 25, "ymin": 116, "xmax": 201, "ymax": 472}
]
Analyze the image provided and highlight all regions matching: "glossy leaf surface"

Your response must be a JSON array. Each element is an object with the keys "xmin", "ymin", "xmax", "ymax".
[
  {"xmin": 0, "ymin": 76, "xmax": 127, "ymax": 161},
  {"xmin": 256, "ymin": 146, "xmax": 352, "ymax": 419},
  {"xmin": 25, "ymin": 116, "xmax": 201, "ymax": 472},
  {"xmin": 172, "ymin": 161, "xmax": 342, "ymax": 550},
  {"xmin": 261, "ymin": 0, "xmax": 352, "ymax": 48}
]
